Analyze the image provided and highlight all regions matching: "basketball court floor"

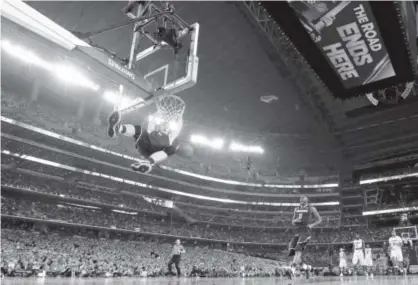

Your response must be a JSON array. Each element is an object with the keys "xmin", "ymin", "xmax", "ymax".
[{"xmin": 2, "ymin": 276, "xmax": 418, "ymax": 285}]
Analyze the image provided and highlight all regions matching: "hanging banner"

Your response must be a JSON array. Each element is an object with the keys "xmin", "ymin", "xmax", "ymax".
[{"xmin": 289, "ymin": 1, "xmax": 396, "ymax": 88}]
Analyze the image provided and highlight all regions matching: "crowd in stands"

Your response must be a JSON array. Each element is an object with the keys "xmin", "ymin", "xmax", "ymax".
[
  {"xmin": 1, "ymin": 155, "xmax": 414, "ymax": 247},
  {"xmin": 371, "ymin": 187, "xmax": 418, "ymax": 209},
  {"xmin": 1, "ymin": 170, "xmax": 166, "ymax": 215},
  {"xmin": 0, "ymin": 155, "xmax": 341, "ymax": 224},
  {"xmin": 1, "ymin": 186, "xmax": 395, "ymax": 246},
  {"xmin": 0, "ymin": 195, "xmax": 303, "ymax": 243},
  {"xmin": 1, "ymin": 167, "xmax": 346, "ymax": 242},
  {"xmin": 1, "ymin": 225, "xmax": 282, "ymax": 278},
  {"xmin": 180, "ymin": 207, "xmax": 341, "ymax": 228},
  {"xmin": 342, "ymin": 217, "xmax": 365, "ymax": 227}
]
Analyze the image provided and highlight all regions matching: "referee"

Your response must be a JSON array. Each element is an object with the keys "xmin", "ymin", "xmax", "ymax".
[{"xmin": 168, "ymin": 239, "xmax": 185, "ymax": 277}]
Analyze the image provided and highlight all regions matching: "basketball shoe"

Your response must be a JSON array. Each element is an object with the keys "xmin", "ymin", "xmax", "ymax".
[{"xmin": 107, "ymin": 110, "xmax": 121, "ymax": 138}]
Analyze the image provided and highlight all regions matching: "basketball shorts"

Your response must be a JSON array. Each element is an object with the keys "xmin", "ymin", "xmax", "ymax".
[
  {"xmin": 293, "ymin": 226, "xmax": 311, "ymax": 251},
  {"xmin": 363, "ymin": 257, "xmax": 373, "ymax": 267},
  {"xmin": 390, "ymin": 249, "xmax": 403, "ymax": 262},
  {"xmin": 352, "ymin": 250, "xmax": 365, "ymax": 266},
  {"xmin": 133, "ymin": 125, "xmax": 178, "ymax": 157},
  {"xmin": 339, "ymin": 259, "xmax": 347, "ymax": 268}
]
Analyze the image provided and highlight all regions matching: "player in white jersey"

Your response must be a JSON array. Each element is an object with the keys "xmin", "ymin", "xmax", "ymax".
[
  {"xmin": 363, "ymin": 244, "xmax": 374, "ymax": 278},
  {"xmin": 352, "ymin": 233, "xmax": 365, "ymax": 273},
  {"xmin": 388, "ymin": 229, "xmax": 404, "ymax": 274},
  {"xmin": 339, "ymin": 248, "xmax": 347, "ymax": 277}
]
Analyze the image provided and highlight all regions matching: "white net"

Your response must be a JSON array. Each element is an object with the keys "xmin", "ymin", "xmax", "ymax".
[
  {"xmin": 156, "ymin": 94, "xmax": 186, "ymax": 122},
  {"xmin": 151, "ymin": 94, "xmax": 185, "ymax": 137}
]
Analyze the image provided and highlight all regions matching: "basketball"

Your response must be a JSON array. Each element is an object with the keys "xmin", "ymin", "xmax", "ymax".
[{"xmin": 177, "ymin": 142, "xmax": 194, "ymax": 158}]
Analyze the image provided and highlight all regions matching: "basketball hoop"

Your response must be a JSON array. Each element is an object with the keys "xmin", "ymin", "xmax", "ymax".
[
  {"xmin": 152, "ymin": 94, "xmax": 185, "ymax": 136},
  {"xmin": 156, "ymin": 94, "xmax": 186, "ymax": 120},
  {"xmin": 394, "ymin": 225, "xmax": 418, "ymax": 242}
]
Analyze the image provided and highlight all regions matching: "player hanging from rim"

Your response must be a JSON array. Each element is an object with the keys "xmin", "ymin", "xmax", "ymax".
[
  {"xmin": 352, "ymin": 233, "xmax": 365, "ymax": 275},
  {"xmin": 107, "ymin": 94, "xmax": 192, "ymax": 174},
  {"xmin": 287, "ymin": 195, "xmax": 322, "ymax": 280},
  {"xmin": 339, "ymin": 248, "xmax": 347, "ymax": 277},
  {"xmin": 389, "ymin": 229, "xmax": 405, "ymax": 275},
  {"xmin": 364, "ymin": 244, "xmax": 374, "ymax": 278}
]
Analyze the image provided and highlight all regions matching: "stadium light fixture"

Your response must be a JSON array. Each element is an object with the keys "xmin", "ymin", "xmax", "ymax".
[
  {"xmin": 229, "ymin": 142, "xmax": 264, "ymax": 154},
  {"xmin": 112, "ymin": 209, "xmax": 138, "ymax": 215},
  {"xmin": 1, "ymin": 39, "xmax": 99, "ymax": 91},
  {"xmin": 103, "ymin": 91, "xmax": 138, "ymax": 109},
  {"xmin": 360, "ymin": 172, "xmax": 418, "ymax": 184},
  {"xmin": 1, "ymin": 39, "xmax": 53, "ymax": 70},
  {"xmin": 169, "ymin": 121, "xmax": 181, "ymax": 132},
  {"xmin": 362, "ymin": 206, "xmax": 418, "ymax": 216},
  {"xmin": 147, "ymin": 114, "xmax": 182, "ymax": 133},
  {"xmin": 190, "ymin": 134, "xmax": 224, "ymax": 150},
  {"xmin": 54, "ymin": 64, "xmax": 100, "ymax": 91},
  {"xmin": 149, "ymin": 114, "xmax": 164, "ymax": 125}
]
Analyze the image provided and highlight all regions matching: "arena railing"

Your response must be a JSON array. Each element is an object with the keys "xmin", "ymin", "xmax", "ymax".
[
  {"xmin": 1, "ymin": 184, "xmax": 166, "ymax": 217},
  {"xmin": 1, "ymin": 164, "xmax": 341, "ymax": 224},
  {"xmin": 1, "ymin": 149, "xmax": 340, "ymax": 207},
  {"xmin": 1, "ymin": 184, "xmax": 340, "ymax": 230},
  {"xmin": 1, "ymin": 215, "xmax": 385, "ymax": 247},
  {"xmin": 1, "ymin": 131, "xmax": 339, "ymax": 199}
]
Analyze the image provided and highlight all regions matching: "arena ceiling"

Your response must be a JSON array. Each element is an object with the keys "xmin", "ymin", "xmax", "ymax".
[
  {"xmin": 238, "ymin": 1, "xmax": 418, "ymax": 175},
  {"xmin": 4, "ymin": 1, "xmax": 417, "ymax": 178}
]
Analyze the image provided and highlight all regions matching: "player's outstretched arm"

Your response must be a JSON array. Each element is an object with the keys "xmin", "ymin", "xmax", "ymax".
[{"xmin": 308, "ymin": 206, "xmax": 322, "ymax": 228}]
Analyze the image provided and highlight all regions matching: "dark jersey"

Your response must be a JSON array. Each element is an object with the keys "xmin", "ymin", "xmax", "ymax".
[
  {"xmin": 135, "ymin": 128, "xmax": 179, "ymax": 157},
  {"xmin": 293, "ymin": 205, "xmax": 312, "ymax": 226}
]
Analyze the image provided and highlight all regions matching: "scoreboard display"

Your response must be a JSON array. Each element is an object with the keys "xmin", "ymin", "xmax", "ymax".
[{"xmin": 262, "ymin": 1, "xmax": 417, "ymax": 100}]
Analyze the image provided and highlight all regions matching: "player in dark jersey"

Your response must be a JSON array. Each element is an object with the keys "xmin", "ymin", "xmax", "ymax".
[
  {"xmin": 107, "ymin": 107, "xmax": 190, "ymax": 174},
  {"xmin": 288, "ymin": 196, "xmax": 322, "ymax": 279}
]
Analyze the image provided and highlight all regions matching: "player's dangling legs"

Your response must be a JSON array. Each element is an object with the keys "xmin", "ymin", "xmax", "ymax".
[
  {"xmin": 107, "ymin": 111, "xmax": 144, "ymax": 143},
  {"xmin": 107, "ymin": 110, "xmax": 153, "ymax": 173}
]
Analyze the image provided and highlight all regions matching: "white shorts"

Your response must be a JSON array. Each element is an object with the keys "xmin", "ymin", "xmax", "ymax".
[
  {"xmin": 339, "ymin": 259, "xmax": 347, "ymax": 268},
  {"xmin": 364, "ymin": 258, "xmax": 373, "ymax": 267},
  {"xmin": 352, "ymin": 250, "xmax": 364, "ymax": 266},
  {"xmin": 390, "ymin": 249, "xmax": 403, "ymax": 262}
]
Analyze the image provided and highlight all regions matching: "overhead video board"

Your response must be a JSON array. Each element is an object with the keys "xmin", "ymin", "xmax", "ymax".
[{"xmin": 262, "ymin": 1, "xmax": 416, "ymax": 100}]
